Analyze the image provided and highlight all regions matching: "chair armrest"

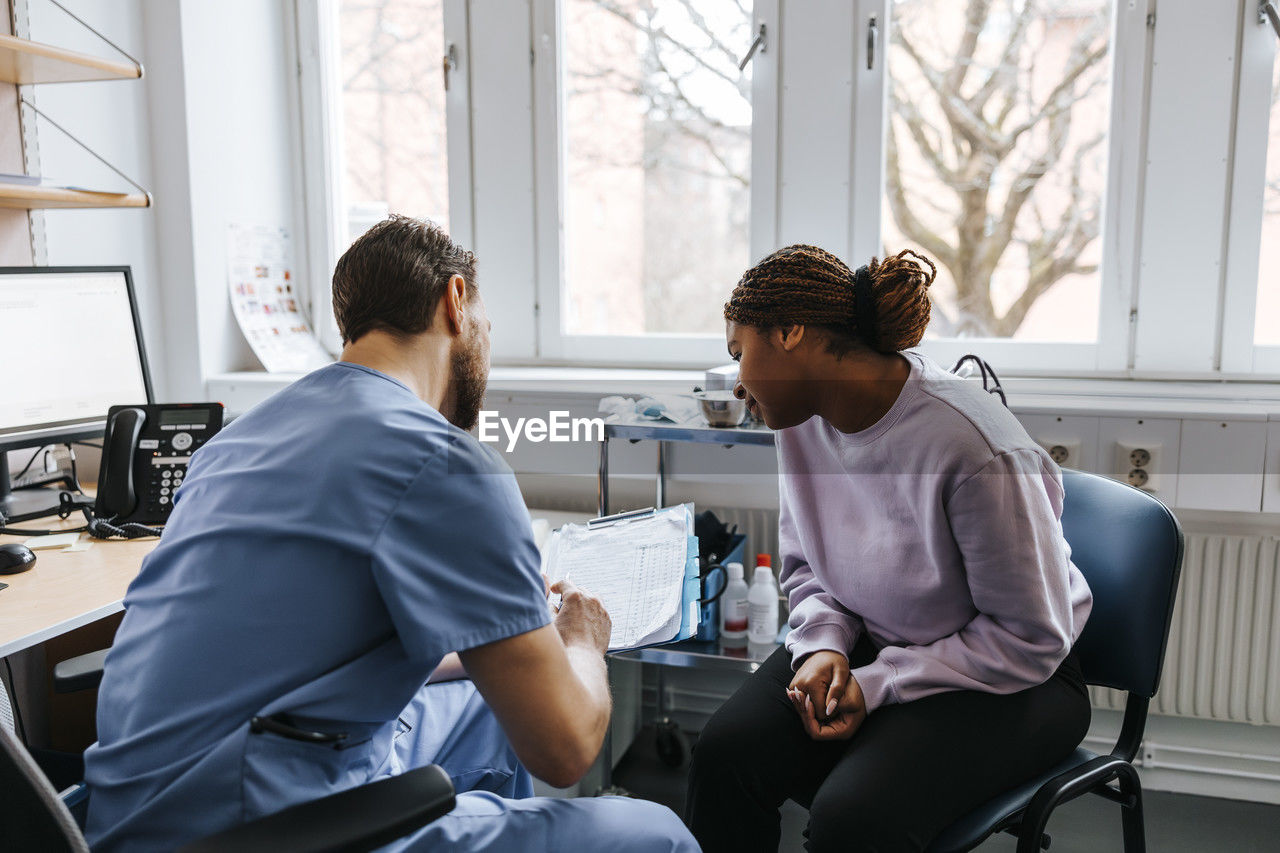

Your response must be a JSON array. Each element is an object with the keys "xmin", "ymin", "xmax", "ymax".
[
  {"xmin": 1016, "ymin": 755, "xmax": 1134, "ymax": 853},
  {"xmin": 53, "ymin": 649, "xmax": 109, "ymax": 693},
  {"xmin": 179, "ymin": 764, "xmax": 456, "ymax": 853}
]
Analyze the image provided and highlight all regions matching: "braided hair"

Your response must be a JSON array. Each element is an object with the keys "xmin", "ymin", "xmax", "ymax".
[{"xmin": 724, "ymin": 245, "xmax": 936, "ymax": 355}]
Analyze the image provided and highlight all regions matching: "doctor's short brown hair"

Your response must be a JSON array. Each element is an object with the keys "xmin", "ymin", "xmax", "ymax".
[{"xmin": 331, "ymin": 215, "xmax": 478, "ymax": 345}]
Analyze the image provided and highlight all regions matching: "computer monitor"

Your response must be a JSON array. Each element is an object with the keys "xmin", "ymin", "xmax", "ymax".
[{"xmin": 0, "ymin": 266, "xmax": 153, "ymax": 523}]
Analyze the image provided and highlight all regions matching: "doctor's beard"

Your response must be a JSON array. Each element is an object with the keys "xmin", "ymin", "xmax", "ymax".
[{"xmin": 447, "ymin": 327, "xmax": 487, "ymax": 432}]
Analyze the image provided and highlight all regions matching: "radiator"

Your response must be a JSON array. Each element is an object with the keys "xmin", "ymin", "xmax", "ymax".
[{"xmin": 1091, "ymin": 533, "xmax": 1280, "ymax": 725}]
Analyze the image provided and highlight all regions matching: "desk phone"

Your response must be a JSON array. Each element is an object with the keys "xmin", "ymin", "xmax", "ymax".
[{"xmin": 96, "ymin": 403, "xmax": 224, "ymax": 525}]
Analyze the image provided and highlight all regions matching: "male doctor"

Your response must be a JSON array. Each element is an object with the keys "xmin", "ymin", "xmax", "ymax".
[{"xmin": 84, "ymin": 215, "xmax": 698, "ymax": 852}]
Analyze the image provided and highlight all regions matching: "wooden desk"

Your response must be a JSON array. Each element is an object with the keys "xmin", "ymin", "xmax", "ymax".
[{"xmin": 0, "ymin": 522, "xmax": 156, "ymax": 658}]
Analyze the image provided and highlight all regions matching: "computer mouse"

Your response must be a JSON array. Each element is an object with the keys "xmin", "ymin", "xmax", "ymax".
[{"xmin": 0, "ymin": 543, "xmax": 36, "ymax": 574}]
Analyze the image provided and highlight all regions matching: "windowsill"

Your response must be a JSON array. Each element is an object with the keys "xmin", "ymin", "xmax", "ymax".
[{"xmin": 207, "ymin": 366, "xmax": 1280, "ymax": 420}]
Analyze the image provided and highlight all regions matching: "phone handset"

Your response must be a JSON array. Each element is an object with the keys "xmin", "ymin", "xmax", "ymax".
[
  {"xmin": 87, "ymin": 406, "xmax": 164, "ymax": 540},
  {"xmin": 96, "ymin": 407, "xmax": 145, "ymax": 520}
]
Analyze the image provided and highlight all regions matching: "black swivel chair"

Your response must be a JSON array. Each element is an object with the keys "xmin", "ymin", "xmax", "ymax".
[
  {"xmin": 0, "ymin": 718, "xmax": 457, "ymax": 853},
  {"xmin": 926, "ymin": 469, "xmax": 1184, "ymax": 853}
]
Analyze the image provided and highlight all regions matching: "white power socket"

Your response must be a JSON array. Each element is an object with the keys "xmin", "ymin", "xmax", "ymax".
[
  {"xmin": 1036, "ymin": 438, "xmax": 1081, "ymax": 468},
  {"xmin": 1115, "ymin": 441, "xmax": 1161, "ymax": 493}
]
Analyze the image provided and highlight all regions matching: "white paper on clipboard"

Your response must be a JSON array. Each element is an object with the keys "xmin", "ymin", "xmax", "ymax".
[{"xmin": 544, "ymin": 506, "xmax": 691, "ymax": 651}]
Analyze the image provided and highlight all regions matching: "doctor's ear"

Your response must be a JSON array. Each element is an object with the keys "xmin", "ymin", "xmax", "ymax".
[{"xmin": 443, "ymin": 274, "xmax": 469, "ymax": 334}]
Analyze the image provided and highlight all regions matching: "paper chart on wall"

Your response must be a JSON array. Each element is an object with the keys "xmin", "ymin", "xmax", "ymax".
[{"xmin": 227, "ymin": 223, "xmax": 332, "ymax": 373}]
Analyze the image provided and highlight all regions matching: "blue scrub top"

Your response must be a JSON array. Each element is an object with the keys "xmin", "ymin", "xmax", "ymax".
[{"xmin": 84, "ymin": 362, "xmax": 551, "ymax": 851}]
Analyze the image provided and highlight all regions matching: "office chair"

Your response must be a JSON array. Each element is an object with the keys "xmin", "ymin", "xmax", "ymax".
[
  {"xmin": 0, "ymin": 718, "xmax": 457, "ymax": 853},
  {"xmin": 924, "ymin": 469, "xmax": 1184, "ymax": 853}
]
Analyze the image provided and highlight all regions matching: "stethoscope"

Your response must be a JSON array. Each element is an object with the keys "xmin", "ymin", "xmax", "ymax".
[{"xmin": 699, "ymin": 562, "xmax": 729, "ymax": 605}]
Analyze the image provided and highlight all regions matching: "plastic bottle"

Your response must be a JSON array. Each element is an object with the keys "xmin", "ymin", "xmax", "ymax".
[
  {"xmin": 748, "ymin": 558, "xmax": 780, "ymax": 645},
  {"xmin": 720, "ymin": 561, "xmax": 750, "ymax": 641}
]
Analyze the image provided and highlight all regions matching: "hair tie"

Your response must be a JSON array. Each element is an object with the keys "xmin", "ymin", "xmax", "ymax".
[{"xmin": 852, "ymin": 265, "xmax": 877, "ymax": 349}]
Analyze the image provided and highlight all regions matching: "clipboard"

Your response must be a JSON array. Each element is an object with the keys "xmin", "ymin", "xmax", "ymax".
[{"xmin": 544, "ymin": 504, "xmax": 700, "ymax": 652}]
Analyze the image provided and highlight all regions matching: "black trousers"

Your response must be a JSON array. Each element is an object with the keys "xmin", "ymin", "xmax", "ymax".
[{"xmin": 685, "ymin": 640, "xmax": 1090, "ymax": 853}]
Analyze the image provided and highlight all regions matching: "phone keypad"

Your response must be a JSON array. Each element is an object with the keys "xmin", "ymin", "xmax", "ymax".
[
  {"xmin": 143, "ymin": 428, "xmax": 209, "ymax": 520},
  {"xmin": 147, "ymin": 461, "xmax": 188, "ymax": 517}
]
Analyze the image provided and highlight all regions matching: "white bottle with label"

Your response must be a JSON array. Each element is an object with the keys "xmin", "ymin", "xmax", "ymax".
[
  {"xmin": 720, "ymin": 561, "xmax": 750, "ymax": 641},
  {"xmin": 748, "ymin": 566, "xmax": 780, "ymax": 645}
]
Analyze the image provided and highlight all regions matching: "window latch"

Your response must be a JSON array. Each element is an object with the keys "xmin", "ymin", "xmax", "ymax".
[
  {"xmin": 867, "ymin": 15, "xmax": 879, "ymax": 71},
  {"xmin": 1263, "ymin": 0, "xmax": 1280, "ymax": 41},
  {"xmin": 738, "ymin": 23, "xmax": 766, "ymax": 72},
  {"xmin": 443, "ymin": 43, "xmax": 458, "ymax": 91}
]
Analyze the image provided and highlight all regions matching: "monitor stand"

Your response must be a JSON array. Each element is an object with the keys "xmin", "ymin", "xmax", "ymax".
[{"xmin": 0, "ymin": 451, "xmax": 67, "ymax": 524}]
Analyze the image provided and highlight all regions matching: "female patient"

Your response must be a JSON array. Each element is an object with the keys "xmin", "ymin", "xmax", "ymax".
[{"xmin": 685, "ymin": 245, "xmax": 1093, "ymax": 853}]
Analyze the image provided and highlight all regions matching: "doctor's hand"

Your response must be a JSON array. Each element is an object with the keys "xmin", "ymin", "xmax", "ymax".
[{"xmin": 551, "ymin": 579, "xmax": 611, "ymax": 654}]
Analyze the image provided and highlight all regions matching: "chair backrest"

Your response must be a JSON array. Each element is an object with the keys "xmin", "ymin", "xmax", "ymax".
[
  {"xmin": 1060, "ymin": 469, "xmax": 1184, "ymax": 698},
  {"xmin": 0, "ymin": 721, "xmax": 88, "ymax": 853}
]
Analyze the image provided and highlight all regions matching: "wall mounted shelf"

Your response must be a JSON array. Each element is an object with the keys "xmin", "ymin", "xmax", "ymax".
[
  {"xmin": 0, "ymin": 32, "xmax": 140, "ymax": 84},
  {"xmin": 0, "ymin": 180, "xmax": 149, "ymax": 209}
]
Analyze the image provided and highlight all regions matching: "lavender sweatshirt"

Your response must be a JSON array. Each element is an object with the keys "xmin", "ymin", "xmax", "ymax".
[{"xmin": 779, "ymin": 351, "xmax": 1092, "ymax": 714}]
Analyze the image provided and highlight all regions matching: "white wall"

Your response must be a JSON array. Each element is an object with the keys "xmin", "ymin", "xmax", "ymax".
[
  {"xmin": 164, "ymin": 0, "xmax": 301, "ymax": 387},
  {"xmin": 25, "ymin": 0, "xmax": 165, "ymax": 389},
  {"xmin": 20, "ymin": 0, "xmax": 302, "ymax": 401}
]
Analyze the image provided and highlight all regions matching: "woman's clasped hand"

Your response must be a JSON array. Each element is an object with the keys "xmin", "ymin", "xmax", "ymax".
[{"xmin": 787, "ymin": 650, "xmax": 867, "ymax": 741}]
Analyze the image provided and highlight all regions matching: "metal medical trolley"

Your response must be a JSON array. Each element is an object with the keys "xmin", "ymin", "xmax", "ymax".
[{"xmin": 595, "ymin": 420, "xmax": 781, "ymax": 780}]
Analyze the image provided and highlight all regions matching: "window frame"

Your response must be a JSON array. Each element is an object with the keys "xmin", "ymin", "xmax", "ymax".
[
  {"xmin": 1222, "ymin": 0, "xmax": 1280, "ymax": 375},
  {"xmin": 528, "ymin": 0, "xmax": 1145, "ymax": 371},
  {"xmin": 289, "ymin": 0, "xmax": 1280, "ymax": 382},
  {"xmin": 530, "ymin": 0, "xmax": 780, "ymax": 366},
  {"xmin": 866, "ymin": 0, "xmax": 1149, "ymax": 376},
  {"xmin": 294, "ymin": 0, "xmax": 473, "ymax": 357}
]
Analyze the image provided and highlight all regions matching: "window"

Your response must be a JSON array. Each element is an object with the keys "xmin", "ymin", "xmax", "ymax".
[
  {"xmin": 561, "ymin": 0, "xmax": 753, "ymax": 339},
  {"xmin": 295, "ymin": 0, "xmax": 464, "ymax": 353},
  {"xmin": 535, "ymin": 0, "xmax": 772, "ymax": 363},
  {"xmin": 880, "ymin": 0, "xmax": 1128, "ymax": 373},
  {"xmin": 534, "ymin": 0, "xmax": 1132, "ymax": 369},
  {"xmin": 337, "ymin": 0, "xmax": 452, "ymax": 240},
  {"xmin": 296, "ymin": 0, "xmax": 1275, "ymax": 379},
  {"xmin": 1256, "ymin": 51, "xmax": 1280, "ymax": 349},
  {"xmin": 1223, "ymin": 3, "xmax": 1280, "ymax": 373}
]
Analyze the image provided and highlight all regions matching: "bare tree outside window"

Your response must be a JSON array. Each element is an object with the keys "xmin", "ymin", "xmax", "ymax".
[
  {"xmin": 564, "ymin": 0, "xmax": 752, "ymax": 337},
  {"xmin": 340, "ymin": 0, "xmax": 450, "ymax": 245},
  {"xmin": 883, "ymin": 0, "xmax": 1113, "ymax": 342}
]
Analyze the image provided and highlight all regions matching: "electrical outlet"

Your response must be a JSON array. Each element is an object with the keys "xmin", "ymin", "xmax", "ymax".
[
  {"xmin": 1115, "ymin": 441, "xmax": 1161, "ymax": 494},
  {"xmin": 1036, "ymin": 438, "xmax": 1081, "ymax": 468}
]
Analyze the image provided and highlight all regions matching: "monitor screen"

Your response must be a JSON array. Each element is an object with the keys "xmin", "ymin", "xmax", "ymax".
[{"xmin": 0, "ymin": 267, "xmax": 151, "ymax": 447}]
